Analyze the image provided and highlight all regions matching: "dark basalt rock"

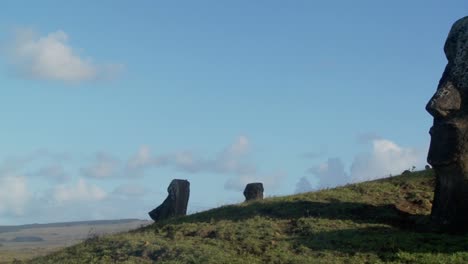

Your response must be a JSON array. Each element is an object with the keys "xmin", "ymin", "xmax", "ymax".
[
  {"xmin": 243, "ymin": 182, "xmax": 264, "ymax": 201},
  {"xmin": 426, "ymin": 16, "xmax": 468, "ymax": 232},
  {"xmin": 148, "ymin": 179, "xmax": 190, "ymax": 221}
]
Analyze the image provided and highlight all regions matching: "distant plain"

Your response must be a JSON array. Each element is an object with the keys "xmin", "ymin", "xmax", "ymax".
[{"xmin": 0, "ymin": 219, "xmax": 150, "ymax": 263}]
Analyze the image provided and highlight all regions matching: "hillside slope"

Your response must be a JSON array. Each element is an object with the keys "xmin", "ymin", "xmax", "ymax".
[{"xmin": 25, "ymin": 170, "xmax": 468, "ymax": 264}]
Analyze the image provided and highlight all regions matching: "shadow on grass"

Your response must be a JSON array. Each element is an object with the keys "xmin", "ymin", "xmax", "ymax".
[
  {"xmin": 172, "ymin": 199, "xmax": 468, "ymax": 256},
  {"xmin": 136, "ymin": 199, "xmax": 468, "ymax": 256},
  {"xmin": 291, "ymin": 225, "xmax": 468, "ymax": 258},
  {"xmin": 152, "ymin": 199, "xmax": 430, "ymax": 231}
]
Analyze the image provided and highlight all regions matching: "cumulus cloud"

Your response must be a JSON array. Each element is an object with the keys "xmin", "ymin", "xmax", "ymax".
[
  {"xmin": 29, "ymin": 164, "xmax": 70, "ymax": 182},
  {"xmin": 302, "ymin": 138, "xmax": 426, "ymax": 190},
  {"xmin": 125, "ymin": 136, "xmax": 283, "ymax": 192},
  {"xmin": 224, "ymin": 171, "xmax": 285, "ymax": 192},
  {"xmin": 163, "ymin": 135, "xmax": 254, "ymax": 174},
  {"xmin": 6, "ymin": 28, "xmax": 123, "ymax": 82},
  {"xmin": 124, "ymin": 136, "xmax": 256, "ymax": 177},
  {"xmin": 225, "ymin": 135, "xmax": 250, "ymax": 157},
  {"xmin": 0, "ymin": 175, "xmax": 30, "ymax": 216},
  {"xmin": 120, "ymin": 136, "xmax": 283, "ymax": 192},
  {"xmin": 350, "ymin": 139, "xmax": 425, "ymax": 182},
  {"xmin": 80, "ymin": 152, "xmax": 120, "ymax": 179},
  {"xmin": 307, "ymin": 157, "xmax": 349, "ymax": 188},
  {"xmin": 20, "ymin": 190, "xmax": 151, "ymax": 224},
  {"xmin": 5, "ymin": 179, "xmax": 152, "ymax": 224},
  {"xmin": 0, "ymin": 149, "xmax": 72, "ymax": 194},
  {"xmin": 127, "ymin": 145, "xmax": 153, "ymax": 169},
  {"xmin": 81, "ymin": 137, "xmax": 282, "ymax": 194},
  {"xmin": 0, "ymin": 149, "xmax": 69, "ymax": 176},
  {"xmin": 210, "ymin": 135, "xmax": 255, "ymax": 174},
  {"xmin": 75, "ymin": 136, "xmax": 256, "ymax": 180},
  {"xmin": 112, "ymin": 183, "xmax": 149, "ymax": 198},
  {"xmin": 295, "ymin": 176, "xmax": 315, "ymax": 194},
  {"xmin": 53, "ymin": 178, "xmax": 106, "ymax": 204}
]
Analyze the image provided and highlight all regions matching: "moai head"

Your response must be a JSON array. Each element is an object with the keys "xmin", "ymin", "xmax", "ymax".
[
  {"xmin": 426, "ymin": 17, "xmax": 468, "ymax": 231},
  {"xmin": 426, "ymin": 17, "xmax": 468, "ymax": 168},
  {"xmin": 148, "ymin": 179, "xmax": 190, "ymax": 221},
  {"xmin": 243, "ymin": 182, "xmax": 264, "ymax": 201}
]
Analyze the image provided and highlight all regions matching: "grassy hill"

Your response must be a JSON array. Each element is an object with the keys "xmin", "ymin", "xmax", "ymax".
[{"xmin": 21, "ymin": 169, "xmax": 468, "ymax": 264}]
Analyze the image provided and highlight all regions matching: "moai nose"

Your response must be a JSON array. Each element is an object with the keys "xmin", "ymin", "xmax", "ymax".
[{"xmin": 426, "ymin": 82, "xmax": 461, "ymax": 118}]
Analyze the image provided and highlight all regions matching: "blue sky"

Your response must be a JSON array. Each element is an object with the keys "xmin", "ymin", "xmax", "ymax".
[{"xmin": 0, "ymin": 1, "xmax": 466, "ymax": 225}]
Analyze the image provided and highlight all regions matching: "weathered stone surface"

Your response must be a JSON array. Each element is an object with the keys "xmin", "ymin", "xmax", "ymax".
[
  {"xmin": 243, "ymin": 183, "xmax": 264, "ymax": 201},
  {"xmin": 426, "ymin": 16, "xmax": 468, "ymax": 232},
  {"xmin": 148, "ymin": 179, "xmax": 190, "ymax": 221}
]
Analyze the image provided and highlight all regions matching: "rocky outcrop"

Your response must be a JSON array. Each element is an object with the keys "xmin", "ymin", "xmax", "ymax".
[
  {"xmin": 426, "ymin": 16, "xmax": 468, "ymax": 232},
  {"xmin": 243, "ymin": 183, "xmax": 264, "ymax": 201},
  {"xmin": 148, "ymin": 179, "xmax": 190, "ymax": 221}
]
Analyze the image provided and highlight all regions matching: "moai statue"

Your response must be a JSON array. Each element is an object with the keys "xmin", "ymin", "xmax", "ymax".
[
  {"xmin": 148, "ymin": 179, "xmax": 190, "ymax": 221},
  {"xmin": 426, "ymin": 16, "xmax": 468, "ymax": 232},
  {"xmin": 243, "ymin": 182, "xmax": 264, "ymax": 201}
]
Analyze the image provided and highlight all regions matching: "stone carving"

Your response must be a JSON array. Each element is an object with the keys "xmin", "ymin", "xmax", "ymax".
[
  {"xmin": 426, "ymin": 16, "xmax": 468, "ymax": 231},
  {"xmin": 148, "ymin": 179, "xmax": 190, "ymax": 221},
  {"xmin": 243, "ymin": 182, "xmax": 264, "ymax": 201}
]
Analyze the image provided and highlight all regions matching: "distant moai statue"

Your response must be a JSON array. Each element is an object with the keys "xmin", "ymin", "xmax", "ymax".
[
  {"xmin": 148, "ymin": 179, "xmax": 190, "ymax": 221},
  {"xmin": 426, "ymin": 16, "xmax": 468, "ymax": 232},
  {"xmin": 243, "ymin": 182, "xmax": 264, "ymax": 201}
]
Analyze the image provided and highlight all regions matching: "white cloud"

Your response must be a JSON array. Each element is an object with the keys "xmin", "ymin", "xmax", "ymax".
[
  {"xmin": 0, "ymin": 150, "xmax": 71, "ymax": 187},
  {"xmin": 124, "ymin": 136, "xmax": 256, "ymax": 177},
  {"xmin": 124, "ymin": 137, "xmax": 281, "ymax": 192},
  {"xmin": 127, "ymin": 145, "xmax": 153, "ymax": 169},
  {"xmin": 53, "ymin": 178, "xmax": 106, "ymax": 204},
  {"xmin": 124, "ymin": 145, "xmax": 158, "ymax": 177},
  {"xmin": 225, "ymin": 135, "xmax": 250, "ymax": 157},
  {"xmin": 0, "ymin": 149, "xmax": 69, "ymax": 175},
  {"xmin": 214, "ymin": 136, "xmax": 255, "ymax": 175},
  {"xmin": 172, "ymin": 151, "xmax": 200, "ymax": 172},
  {"xmin": 295, "ymin": 176, "xmax": 315, "ymax": 194},
  {"xmin": 6, "ymin": 28, "xmax": 123, "ymax": 82},
  {"xmin": 83, "ymin": 137, "xmax": 279, "ymax": 195},
  {"xmin": 307, "ymin": 158, "xmax": 350, "ymax": 189},
  {"xmin": 80, "ymin": 152, "xmax": 120, "ymax": 179},
  {"xmin": 30, "ymin": 164, "xmax": 70, "ymax": 182},
  {"xmin": 224, "ymin": 171, "xmax": 285, "ymax": 192},
  {"xmin": 112, "ymin": 183, "xmax": 149, "ymax": 198},
  {"xmin": 350, "ymin": 139, "xmax": 425, "ymax": 182},
  {"xmin": 76, "ymin": 137, "xmax": 255, "ymax": 179},
  {"xmin": 0, "ymin": 175, "xmax": 30, "ymax": 216},
  {"xmin": 21, "ymin": 192, "xmax": 151, "ymax": 224},
  {"xmin": 302, "ymin": 138, "xmax": 426, "ymax": 190}
]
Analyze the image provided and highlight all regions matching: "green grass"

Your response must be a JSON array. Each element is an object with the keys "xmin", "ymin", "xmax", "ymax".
[{"xmin": 20, "ymin": 169, "xmax": 468, "ymax": 263}]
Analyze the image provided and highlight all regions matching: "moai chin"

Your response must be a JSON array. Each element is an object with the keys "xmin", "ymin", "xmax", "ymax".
[{"xmin": 426, "ymin": 16, "xmax": 468, "ymax": 232}]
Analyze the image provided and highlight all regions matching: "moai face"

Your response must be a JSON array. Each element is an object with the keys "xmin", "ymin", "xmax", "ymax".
[
  {"xmin": 426, "ymin": 17, "xmax": 468, "ymax": 167},
  {"xmin": 426, "ymin": 81, "xmax": 463, "ymax": 166}
]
